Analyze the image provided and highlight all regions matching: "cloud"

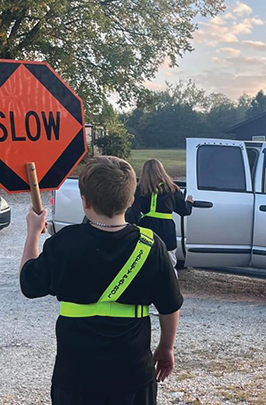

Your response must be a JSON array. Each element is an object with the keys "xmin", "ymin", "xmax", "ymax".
[
  {"xmin": 216, "ymin": 47, "xmax": 241, "ymax": 56},
  {"xmin": 143, "ymin": 82, "xmax": 165, "ymax": 91},
  {"xmin": 165, "ymin": 72, "xmax": 175, "ymax": 77},
  {"xmin": 209, "ymin": 16, "xmax": 225, "ymax": 26},
  {"xmin": 248, "ymin": 17, "xmax": 264, "ymax": 26},
  {"xmin": 213, "ymin": 54, "xmax": 266, "ymax": 69},
  {"xmin": 194, "ymin": 22, "xmax": 239, "ymax": 45},
  {"xmin": 230, "ymin": 18, "xmax": 264, "ymax": 36},
  {"xmin": 152, "ymin": 1, "xmax": 266, "ymax": 103},
  {"xmin": 180, "ymin": 70, "xmax": 266, "ymax": 100},
  {"xmin": 223, "ymin": 12, "xmax": 237, "ymax": 20},
  {"xmin": 233, "ymin": 2, "xmax": 252, "ymax": 16},
  {"xmin": 243, "ymin": 40, "xmax": 266, "ymax": 50},
  {"xmin": 194, "ymin": 4, "xmax": 264, "ymax": 47},
  {"xmin": 231, "ymin": 21, "xmax": 252, "ymax": 35}
]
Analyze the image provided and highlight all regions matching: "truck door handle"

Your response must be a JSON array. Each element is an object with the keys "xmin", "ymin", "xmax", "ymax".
[
  {"xmin": 193, "ymin": 201, "xmax": 213, "ymax": 208},
  {"xmin": 259, "ymin": 205, "xmax": 266, "ymax": 212}
]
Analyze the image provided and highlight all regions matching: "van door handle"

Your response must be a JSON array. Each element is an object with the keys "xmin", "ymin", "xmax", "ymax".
[
  {"xmin": 193, "ymin": 201, "xmax": 213, "ymax": 208},
  {"xmin": 259, "ymin": 205, "xmax": 266, "ymax": 212}
]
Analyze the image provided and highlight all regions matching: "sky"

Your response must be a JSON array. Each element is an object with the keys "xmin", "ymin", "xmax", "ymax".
[{"xmin": 145, "ymin": 0, "xmax": 266, "ymax": 101}]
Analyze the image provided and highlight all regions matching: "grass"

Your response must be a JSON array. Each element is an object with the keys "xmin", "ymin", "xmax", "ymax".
[
  {"xmin": 128, "ymin": 149, "xmax": 186, "ymax": 179},
  {"xmin": 219, "ymin": 383, "xmax": 266, "ymax": 404},
  {"xmin": 176, "ymin": 372, "xmax": 195, "ymax": 381},
  {"xmin": 72, "ymin": 149, "xmax": 186, "ymax": 179}
]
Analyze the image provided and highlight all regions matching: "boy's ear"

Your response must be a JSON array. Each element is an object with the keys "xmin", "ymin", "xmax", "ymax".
[
  {"xmin": 81, "ymin": 196, "xmax": 90, "ymax": 209},
  {"xmin": 130, "ymin": 196, "xmax": 135, "ymax": 206}
]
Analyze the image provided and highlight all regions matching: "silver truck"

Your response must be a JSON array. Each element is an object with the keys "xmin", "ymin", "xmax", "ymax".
[{"xmin": 48, "ymin": 138, "xmax": 266, "ymax": 277}]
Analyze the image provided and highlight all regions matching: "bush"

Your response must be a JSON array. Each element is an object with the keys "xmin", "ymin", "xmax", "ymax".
[{"xmin": 95, "ymin": 115, "xmax": 134, "ymax": 159}]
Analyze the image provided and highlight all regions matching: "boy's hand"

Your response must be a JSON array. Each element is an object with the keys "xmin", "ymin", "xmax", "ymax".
[
  {"xmin": 26, "ymin": 207, "xmax": 48, "ymax": 234},
  {"xmin": 153, "ymin": 343, "xmax": 175, "ymax": 382}
]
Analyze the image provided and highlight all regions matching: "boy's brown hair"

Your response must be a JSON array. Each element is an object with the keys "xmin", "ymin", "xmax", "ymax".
[{"xmin": 79, "ymin": 156, "xmax": 136, "ymax": 218}]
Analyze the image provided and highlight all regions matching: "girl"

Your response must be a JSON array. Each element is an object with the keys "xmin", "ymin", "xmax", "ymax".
[{"xmin": 127, "ymin": 159, "xmax": 193, "ymax": 270}]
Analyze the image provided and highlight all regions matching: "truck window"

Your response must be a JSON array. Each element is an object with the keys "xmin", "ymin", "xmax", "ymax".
[
  {"xmin": 263, "ymin": 154, "xmax": 266, "ymax": 193},
  {"xmin": 197, "ymin": 145, "xmax": 246, "ymax": 191},
  {"xmin": 246, "ymin": 148, "xmax": 259, "ymax": 183}
]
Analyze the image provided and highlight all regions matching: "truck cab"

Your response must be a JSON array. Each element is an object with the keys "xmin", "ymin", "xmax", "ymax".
[{"xmin": 182, "ymin": 138, "xmax": 266, "ymax": 270}]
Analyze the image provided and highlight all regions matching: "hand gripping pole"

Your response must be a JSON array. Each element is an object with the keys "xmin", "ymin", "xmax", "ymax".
[{"xmin": 26, "ymin": 162, "xmax": 46, "ymax": 233}]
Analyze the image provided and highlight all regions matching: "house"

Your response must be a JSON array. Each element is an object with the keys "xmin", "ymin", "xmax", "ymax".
[{"xmin": 224, "ymin": 112, "xmax": 266, "ymax": 141}]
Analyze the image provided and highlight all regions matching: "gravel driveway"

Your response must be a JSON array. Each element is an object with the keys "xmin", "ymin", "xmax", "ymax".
[{"xmin": 0, "ymin": 191, "xmax": 265, "ymax": 405}]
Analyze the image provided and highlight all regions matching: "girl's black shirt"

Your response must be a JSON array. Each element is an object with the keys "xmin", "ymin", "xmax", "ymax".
[
  {"xmin": 20, "ymin": 223, "xmax": 183, "ymax": 395},
  {"xmin": 126, "ymin": 185, "xmax": 193, "ymax": 250}
]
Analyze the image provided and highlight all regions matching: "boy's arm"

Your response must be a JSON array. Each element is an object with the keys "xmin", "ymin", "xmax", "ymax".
[
  {"xmin": 19, "ymin": 207, "xmax": 47, "ymax": 273},
  {"xmin": 154, "ymin": 311, "xmax": 180, "ymax": 382}
]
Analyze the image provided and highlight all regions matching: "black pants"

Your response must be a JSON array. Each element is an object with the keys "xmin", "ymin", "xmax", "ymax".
[{"xmin": 51, "ymin": 382, "xmax": 157, "ymax": 405}]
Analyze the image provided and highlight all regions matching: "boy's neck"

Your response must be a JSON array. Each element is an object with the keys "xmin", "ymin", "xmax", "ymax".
[{"xmin": 85, "ymin": 212, "xmax": 128, "ymax": 232}]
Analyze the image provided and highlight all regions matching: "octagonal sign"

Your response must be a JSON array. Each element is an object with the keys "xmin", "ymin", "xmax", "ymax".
[{"xmin": 0, "ymin": 60, "xmax": 87, "ymax": 193}]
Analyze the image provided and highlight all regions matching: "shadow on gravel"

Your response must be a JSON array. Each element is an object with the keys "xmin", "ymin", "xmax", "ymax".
[{"xmin": 178, "ymin": 268, "xmax": 266, "ymax": 304}]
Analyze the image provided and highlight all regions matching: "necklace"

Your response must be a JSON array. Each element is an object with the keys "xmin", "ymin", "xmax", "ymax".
[{"xmin": 89, "ymin": 221, "xmax": 128, "ymax": 228}]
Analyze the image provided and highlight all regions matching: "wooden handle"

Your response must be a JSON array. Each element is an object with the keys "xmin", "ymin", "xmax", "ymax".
[{"xmin": 26, "ymin": 162, "xmax": 46, "ymax": 233}]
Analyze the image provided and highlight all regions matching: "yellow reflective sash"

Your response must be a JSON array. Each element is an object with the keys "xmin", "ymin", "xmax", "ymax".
[
  {"xmin": 142, "ymin": 185, "xmax": 172, "ymax": 220},
  {"xmin": 60, "ymin": 227, "xmax": 154, "ymax": 318}
]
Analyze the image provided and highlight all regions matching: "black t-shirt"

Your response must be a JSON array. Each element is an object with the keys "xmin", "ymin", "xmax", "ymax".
[
  {"xmin": 126, "ymin": 186, "xmax": 193, "ymax": 250},
  {"xmin": 20, "ymin": 223, "xmax": 183, "ymax": 395}
]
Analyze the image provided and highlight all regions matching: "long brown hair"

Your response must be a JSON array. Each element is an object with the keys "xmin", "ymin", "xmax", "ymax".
[{"xmin": 138, "ymin": 159, "xmax": 180, "ymax": 196}]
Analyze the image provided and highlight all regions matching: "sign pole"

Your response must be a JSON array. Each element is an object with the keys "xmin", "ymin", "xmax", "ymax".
[{"xmin": 26, "ymin": 162, "xmax": 46, "ymax": 233}]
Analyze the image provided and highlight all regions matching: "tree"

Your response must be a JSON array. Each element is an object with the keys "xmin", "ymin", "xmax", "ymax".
[
  {"xmin": 136, "ymin": 80, "xmax": 209, "ymax": 113},
  {"xmin": 0, "ymin": 0, "xmax": 225, "ymax": 112},
  {"xmin": 236, "ymin": 93, "xmax": 252, "ymax": 122},
  {"xmin": 246, "ymin": 90, "xmax": 266, "ymax": 120},
  {"xmin": 95, "ymin": 113, "xmax": 133, "ymax": 159},
  {"xmin": 121, "ymin": 108, "xmax": 146, "ymax": 148},
  {"xmin": 124, "ymin": 82, "xmax": 260, "ymax": 147}
]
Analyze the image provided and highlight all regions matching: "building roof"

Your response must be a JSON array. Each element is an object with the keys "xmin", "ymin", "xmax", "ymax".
[{"xmin": 224, "ymin": 111, "xmax": 266, "ymax": 134}]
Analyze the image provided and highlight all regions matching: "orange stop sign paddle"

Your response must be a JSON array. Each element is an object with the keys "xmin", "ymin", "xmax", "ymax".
[{"xmin": 0, "ymin": 60, "xmax": 87, "ymax": 193}]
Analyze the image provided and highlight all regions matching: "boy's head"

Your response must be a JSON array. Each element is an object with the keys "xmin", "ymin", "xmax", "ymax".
[{"xmin": 79, "ymin": 156, "xmax": 136, "ymax": 218}]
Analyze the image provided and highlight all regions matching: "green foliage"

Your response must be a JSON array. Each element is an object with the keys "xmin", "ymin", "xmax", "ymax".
[
  {"xmin": 136, "ymin": 79, "xmax": 210, "ymax": 113},
  {"xmin": 0, "ymin": 0, "xmax": 225, "ymax": 112},
  {"xmin": 246, "ymin": 90, "xmax": 266, "ymax": 120},
  {"xmin": 206, "ymin": 93, "xmax": 240, "ymax": 138},
  {"xmin": 236, "ymin": 93, "xmax": 252, "ymax": 122},
  {"xmin": 124, "ymin": 82, "xmax": 256, "ymax": 148},
  {"xmin": 95, "ymin": 114, "xmax": 134, "ymax": 159}
]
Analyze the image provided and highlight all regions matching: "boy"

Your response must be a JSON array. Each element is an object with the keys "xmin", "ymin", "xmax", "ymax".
[{"xmin": 20, "ymin": 156, "xmax": 183, "ymax": 405}]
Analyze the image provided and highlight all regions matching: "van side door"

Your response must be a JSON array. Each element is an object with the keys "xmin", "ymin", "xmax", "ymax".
[{"xmin": 185, "ymin": 138, "xmax": 254, "ymax": 268}]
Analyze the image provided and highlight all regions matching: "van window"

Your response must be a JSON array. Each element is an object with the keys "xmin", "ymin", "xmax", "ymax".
[{"xmin": 197, "ymin": 145, "xmax": 246, "ymax": 191}]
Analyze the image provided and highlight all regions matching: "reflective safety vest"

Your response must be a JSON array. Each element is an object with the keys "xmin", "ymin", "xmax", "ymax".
[
  {"xmin": 142, "ymin": 183, "xmax": 172, "ymax": 220},
  {"xmin": 60, "ymin": 227, "xmax": 154, "ymax": 318}
]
